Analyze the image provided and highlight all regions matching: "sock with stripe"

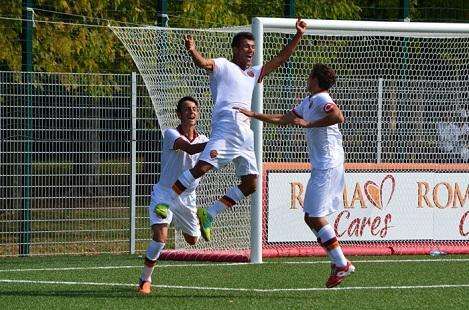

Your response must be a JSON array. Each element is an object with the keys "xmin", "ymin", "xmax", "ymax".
[
  {"xmin": 317, "ymin": 224, "xmax": 347, "ymax": 267},
  {"xmin": 207, "ymin": 186, "xmax": 245, "ymax": 218},
  {"xmin": 140, "ymin": 240, "xmax": 165, "ymax": 282}
]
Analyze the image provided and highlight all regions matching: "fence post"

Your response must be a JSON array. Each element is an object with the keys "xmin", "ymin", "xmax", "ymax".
[
  {"xmin": 130, "ymin": 72, "xmax": 137, "ymax": 254},
  {"xmin": 20, "ymin": 0, "xmax": 34, "ymax": 257}
]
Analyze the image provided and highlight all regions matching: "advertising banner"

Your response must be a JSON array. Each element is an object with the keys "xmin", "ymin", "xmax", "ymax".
[{"xmin": 267, "ymin": 172, "xmax": 468, "ymax": 243}]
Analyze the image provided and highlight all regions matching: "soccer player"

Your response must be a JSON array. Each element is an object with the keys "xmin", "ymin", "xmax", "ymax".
[
  {"xmin": 138, "ymin": 96, "xmax": 208, "ymax": 295},
  {"xmin": 236, "ymin": 64, "xmax": 355, "ymax": 288},
  {"xmin": 171, "ymin": 18, "xmax": 307, "ymax": 241}
]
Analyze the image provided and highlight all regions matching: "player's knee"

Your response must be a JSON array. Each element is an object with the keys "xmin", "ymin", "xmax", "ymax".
[
  {"xmin": 186, "ymin": 238, "xmax": 197, "ymax": 246},
  {"xmin": 191, "ymin": 161, "xmax": 212, "ymax": 178},
  {"xmin": 239, "ymin": 183, "xmax": 256, "ymax": 196},
  {"xmin": 152, "ymin": 235, "xmax": 167, "ymax": 243},
  {"xmin": 247, "ymin": 182, "xmax": 257, "ymax": 195},
  {"xmin": 151, "ymin": 224, "xmax": 168, "ymax": 243},
  {"xmin": 183, "ymin": 234, "xmax": 198, "ymax": 245},
  {"xmin": 304, "ymin": 215, "xmax": 327, "ymax": 231},
  {"xmin": 240, "ymin": 176, "xmax": 258, "ymax": 195}
]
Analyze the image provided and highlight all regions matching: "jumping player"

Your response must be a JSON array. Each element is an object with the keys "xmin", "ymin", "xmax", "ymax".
[{"xmin": 171, "ymin": 18, "xmax": 307, "ymax": 241}]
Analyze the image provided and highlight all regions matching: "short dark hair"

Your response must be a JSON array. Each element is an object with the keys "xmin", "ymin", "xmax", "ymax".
[
  {"xmin": 231, "ymin": 32, "xmax": 255, "ymax": 48},
  {"xmin": 176, "ymin": 96, "xmax": 199, "ymax": 113},
  {"xmin": 310, "ymin": 64, "xmax": 336, "ymax": 90}
]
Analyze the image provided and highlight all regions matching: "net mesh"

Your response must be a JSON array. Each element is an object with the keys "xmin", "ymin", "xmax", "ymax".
[
  {"xmin": 111, "ymin": 26, "xmax": 253, "ymax": 253},
  {"xmin": 111, "ymin": 23, "xmax": 468, "ymax": 258}
]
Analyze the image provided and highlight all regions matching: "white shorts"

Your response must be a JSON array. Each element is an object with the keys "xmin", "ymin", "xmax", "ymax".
[
  {"xmin": 198, "ymin": 126, "xmax": 258, "ymax": 177},
  {"xmin": 303, "ymin": 165, "xmax": 345, "ymax": 218},
  {"xmin": 148, "ymin": 186, "xmax": 201, "ymax": 238}
]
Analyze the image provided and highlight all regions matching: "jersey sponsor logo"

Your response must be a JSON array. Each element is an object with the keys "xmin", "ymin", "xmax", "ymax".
[
  {"xmin": 210, "ymin": 150, "xmax": 218, "ymax": 158},
  {"xmin": 324, "ymin": 103, "xmax": 335, "ymax": 113}
]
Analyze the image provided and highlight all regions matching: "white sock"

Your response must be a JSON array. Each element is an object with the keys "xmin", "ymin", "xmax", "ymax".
[
  {"xmin": 318, "ymin": 225, "xmax": 347, "ymax": 267},
  {"xmin": 207, "ymin": 200, "xmax": 226, "ymax": 218},
  {"xmin": 179, "ymin": 170, "xmax": 197, "ymax": 189},
  {"xmin": 171, "ymin": 170, "xmax": 197, "ymax": 199},
  {"xmin": 310, "ymin": 226, "xmax": 334, "ymax": 262},
  {"xmin": 207, "ymin": 186, "xmax": 245, "ymax": 218},
  {"xmin": 140, "ymin": 241, "xmax": 165, "ymax": 282},
  {"xmin": 329, "ymin": 247, "xmax": 348, "ymax": 268},
  {"xmin": 226, "ymin": 186, "xmax": 245, "ymax": 201}
]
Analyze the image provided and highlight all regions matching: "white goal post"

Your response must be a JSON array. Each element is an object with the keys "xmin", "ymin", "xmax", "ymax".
[{"xmin": 111, "ymin": 18, "xmax": 469, "ymax": 263}]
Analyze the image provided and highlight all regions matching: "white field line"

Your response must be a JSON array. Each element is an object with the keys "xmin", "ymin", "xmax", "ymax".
[
  {"xmin": 0, "ymin": 258, "xmax": 468, "ymax": 273},
  {"xmin": 0, "ymin": 279, "xmax": 468, "ymax": 292}
]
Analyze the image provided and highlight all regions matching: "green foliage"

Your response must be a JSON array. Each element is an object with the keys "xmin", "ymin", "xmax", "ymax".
[
  {"xmin": 296, "ymin": 0, "xmax": 361, "ymax": 20},
  {"xmin": 98, "ymin": 157, "xmax": 144, "ymax": 175},
  {"xmin": 0, "ymin": 1, "xmax": 466, "ymax": 73},
  {"xmin": 32, "ymin": 161, "xmax": 73, "ymax": 174},
  {"xmin": 0, "ymin": 0, "xmax": 157, "ymax": 72},
  {"xmin": 0, "ymin": 0, "xmax": 22, "ymax": 70},
  {"xmin": 170, "ymin": 0, "xmax": 360, "ymax": 27}
]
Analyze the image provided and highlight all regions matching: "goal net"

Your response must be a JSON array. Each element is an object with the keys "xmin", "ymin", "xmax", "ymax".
[{"xmin": 111, "ymin": 19, "xmax": 469, "ymax": 262}]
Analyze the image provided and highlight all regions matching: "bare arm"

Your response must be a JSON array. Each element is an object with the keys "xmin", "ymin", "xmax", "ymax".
[
  {"xmin": 184, "ymin": 35, "xmax": 215, "ymax": 71},
  {"xmin": 236, "ymin": 108, "xmax": 298, "ymax": 126},
  {"xmin": 260, "ymin": 18, "xmax": 307, "ymax": 80},
  {"xmin": 236, "ymin": 104, "xmax": 345, "ymax": 128},
  {"xmin": 173, "ymin": 138, "xmax": 207, "ymax": 155},
  {"xmin": 292, "ymin": 104, "xmax": 345, "ymax": 128}
]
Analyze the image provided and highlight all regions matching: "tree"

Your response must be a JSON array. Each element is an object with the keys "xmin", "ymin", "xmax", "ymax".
[
  {"xmin": 0, "ymin": 0, "xmax": 158, "ymax": 72},
  {"xmin": 0, "ymin": 1, "xmax": 22, "ymax": 71},
  {"xmin": 0, "ymin": 0, "xmax": 465, "ymax": 73}
]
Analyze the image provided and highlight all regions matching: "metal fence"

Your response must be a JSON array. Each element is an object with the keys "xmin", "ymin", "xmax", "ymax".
[
  {"xmin": 0, "ymin": 71, "xmax": 160, "ymax": 256},
  {"xmin": 1, "ymin": 71, "xmax": 467, "ymax": 257}
]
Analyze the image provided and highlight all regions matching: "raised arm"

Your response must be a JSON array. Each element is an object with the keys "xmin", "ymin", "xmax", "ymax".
[
  {"xmin": 173, "ymin": 138, "xmax": 207, "ymax": 155},
  {"xmin": 184, "ymin": 35, "xmax": 215, "ymax": 71},
  {"xmin": 259, "ymin": 18, "xmax": 307, "ymax": 80}
]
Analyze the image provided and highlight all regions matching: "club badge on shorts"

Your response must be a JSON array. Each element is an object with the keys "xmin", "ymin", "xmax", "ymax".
[{"xmin": 210, "ymin": 150, "xmax": 218, "ymax": 158}]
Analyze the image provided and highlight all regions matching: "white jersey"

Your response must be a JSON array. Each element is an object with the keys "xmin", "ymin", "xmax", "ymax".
[
  {"xmin": 292, "ymin": 92, "xmax": 344, "ymax": 170},
  {"xmin": 209, "ymin": 57, "xmax": 263, "ymax": 132},
  {"xmin": 155, "ymin": 128, "xmax": 208, "ymax": 198}
]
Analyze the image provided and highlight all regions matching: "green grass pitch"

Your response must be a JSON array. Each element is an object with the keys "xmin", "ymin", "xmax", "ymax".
[{"xmin": 0, "ymin": 255, "xmax": 468, "ymax": 309}]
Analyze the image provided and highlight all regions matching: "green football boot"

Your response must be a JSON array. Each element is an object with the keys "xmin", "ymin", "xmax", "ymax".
[
  {"xmin": 154, "ymin": 203, "xmax": 169, "ymax": 219},
  {"xmin": 196, "ymin": 208, "xmax": 213, "ymax": 241}
]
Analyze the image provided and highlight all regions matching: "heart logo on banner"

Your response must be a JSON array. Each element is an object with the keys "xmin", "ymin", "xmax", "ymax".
[{"xmin": 363, "ymin": 175, "xmax": 396, "ymax": 209}]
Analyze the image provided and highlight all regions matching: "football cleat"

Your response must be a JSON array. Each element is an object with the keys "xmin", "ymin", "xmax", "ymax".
[
  {"xmin": 154, "ymin": 203, "xmax": 169, "ymax": 219},
  {"xmin": 137, "ymin": 279, "xmax": 151, "ymax": 295},
  {"xmin": 326, "ymin": 261, "xmax": 355, "ymax": 288},
  {"xmin": 196, "ymin": 208, "xmax": 213, "ymax": 242}
]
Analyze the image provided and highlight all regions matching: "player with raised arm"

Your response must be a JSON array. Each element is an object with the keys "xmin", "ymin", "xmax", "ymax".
[
  {"xmin": 236, "ymin": 64, "xmax": 355, "ymax": 288},
  {"xmin": 170, "ymin": 18, "xmax": 307, "ymax": 241},
  {"xmin": 137, "ymin": 96, "xmax": 208, "ymax": 295}
]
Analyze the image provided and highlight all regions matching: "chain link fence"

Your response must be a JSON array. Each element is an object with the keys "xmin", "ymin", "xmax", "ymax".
[
  {"xmin": 1, "ymin": 69, "xmax": 467, "ymax": 256},
  {"xmin": 0, "ymin": 71, "xmax": 160, "ymax": 256}
]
